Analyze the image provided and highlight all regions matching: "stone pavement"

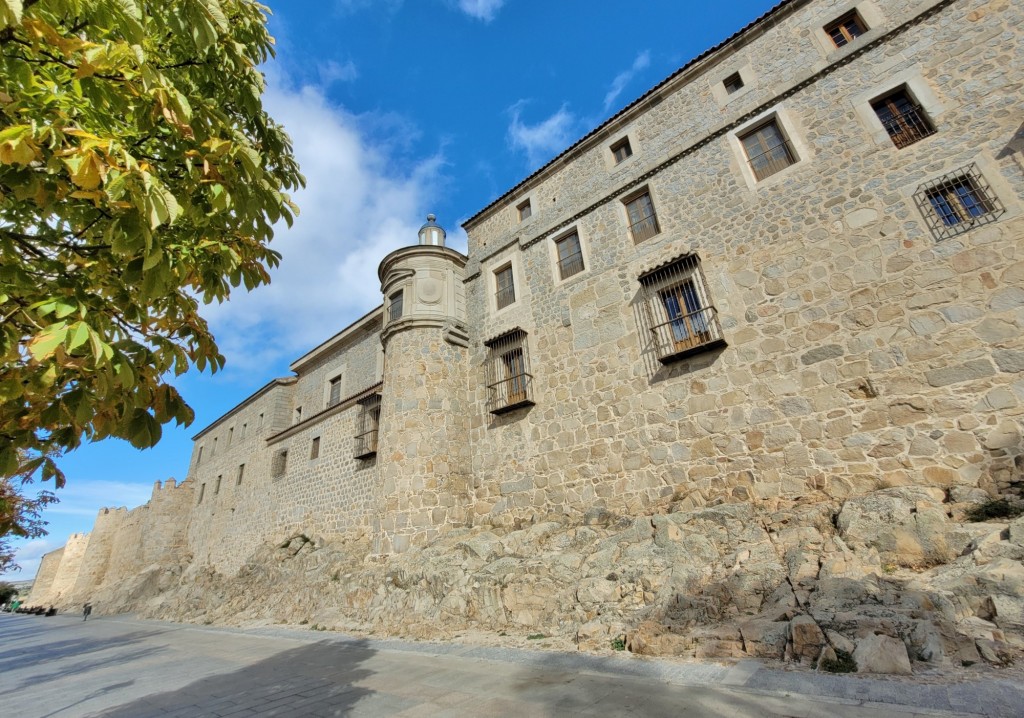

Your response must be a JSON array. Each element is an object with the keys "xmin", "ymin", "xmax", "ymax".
[{"xmin": 1, "ymin": 613, "xmax": 1021, "ymax": 717}]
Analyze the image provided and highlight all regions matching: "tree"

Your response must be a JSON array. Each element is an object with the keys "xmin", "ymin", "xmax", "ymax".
[
  {"xmin": 1, "ymin": 476, "xmax": 55, "ymax": 573},
  {"xmin": 0, "ymin": 1, "xmax": 303, "ymax": 488}
]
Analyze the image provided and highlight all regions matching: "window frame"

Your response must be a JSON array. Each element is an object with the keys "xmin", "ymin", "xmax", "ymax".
[
  {"xmin": 870, "ymin": 86, "xmax": 936, "ymax": 149},
  {"xmin": 517, "ymin": 198, "xmax": 532, "ymax": 222},
  {"xmin": 823, "ymin": 9, "xmax": 867, "ymax": 48},
  {"xmin": 638, "ymin": 254, "xmax": 727, "ymax": 364},
  {"xmin": 554, "ymin": 230, "xmax": 585, "ymax": 281},
  {"xmin": 623, "ymin": 188, "xmax": 660, "ymax": 244},
  {"xmin": 738, "ymin": 118, "xmax": 798, "ymax": 182},
  {"xmin": 388, "ymin": 289, "xmax": 404, "ymax": 323},
  {"xmin": 723, "ymin": 71, "xmax": 744, "ymax": 95},
  {"xmin": 484, "ymin": 329, "xmax": 535, "ymax": 415},
  {"xmin": 327, "ymin": 374, "xmax": 343, "ymax": 407},
  {"xmin": 914, "ymin": 163, "xmax": 1005, "ymax": 240},
  {"xmin": 610, "ymin": 137, "xmax": 633, "ymax": 164},
  {"xmin": 494, "ymin": 263, "xmax": 516, "ymax": 310}
]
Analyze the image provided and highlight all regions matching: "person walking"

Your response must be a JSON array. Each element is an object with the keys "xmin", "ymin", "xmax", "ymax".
[{"xmin": 83, "ymin": 602, "xmax": 92, "ymax": 621}]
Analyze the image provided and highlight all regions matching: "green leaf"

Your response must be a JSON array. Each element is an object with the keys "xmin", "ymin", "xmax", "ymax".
[
  {"xmin": 66, "ymin": 321, "xmax": 90, "ymax": 351},
  {"xmin": 28, "ymin": 323, "xmax": 68, "ymax": 360}
]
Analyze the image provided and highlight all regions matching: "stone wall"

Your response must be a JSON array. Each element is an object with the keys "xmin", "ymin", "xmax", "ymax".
[
  {"xmin": 25, "ymin": 546, "xmax": 63, "ymax": 606},
  {"xmin": 37, "ymin": 532, "xmax": 90, "ymax": 605},
  {"xmin": 461, "ymin": 0, "xmax": 1024, "ymax": 527}
]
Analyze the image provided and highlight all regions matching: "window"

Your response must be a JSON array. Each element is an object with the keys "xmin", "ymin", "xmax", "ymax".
[
  {"xmin": 723, "ymin": 72, "xmax": 744, "ymax": 95},
  {"xmin": 227, "ymin": 427, "xmax": 233, "ymax": 446},
  {"xmin": 624, "ymin": 190, "xmax": 659, "ymax": 243},
  {"xmin": 611, "ymin": 138, "xmax": 633, "ymax": 164},
  {"xmin": 739, "ymin": 119, "xmax": 797, "ymax": 181},
  {"xmin": 328, "ymin": 375, "xmax": 343, "ymax": 407},
  {"xmin": 915, "ymin": 164, "xmax": 1004, "ymax": 240},
  {"xmin": 240, "ymin": 423, "xmax": 246, "ymax": 440},
  {"xmin": 638, "ymin": 254, "xmax": 726, "ymax": 363},
  {"xmin": 214, "ymin": 475, "xmax": 222, "ymax": 495},
  {"xmin": 257, "ymin": 413, "xmax": 264, "ymax": 428},
  {"xmin": 517, "ymin": 199, "xmax": 532, "ymax": 221},
  {"xmin": 272, "ymin": 450, "xmax": 288, "ymax": 479},
  {"xmin": 485, "ymin": 329, "xmax": 534, "ymax": 414},
  {"xmin": 294, "ymin": 406, "xmax": 302, "ymax": 424},
  {"xmin": 354, "ymin": 393, "xmax": 382, "ymax": 459},
  {"xmin": 236, "ymin": 464, "xmax": 245, "ymax": 486},
  {"xmin": 495, "ymin": 264, "xmax": 516, "ymax": 309},
  {"xmin": 871, "ymin": 88, "xmax": 935, "ymax": 149},
  {"xmin": 211, "ymin": 437, "xmax": 217, "ymax": 456},
  {"xmin": 310, "ymin": 437, "xmax": 321, "ymax": 460},
  {"xmin": 388, "ymin": 290, "xmax": 404, "ymax": 322},
  {"xmin": 198, "ymin": 483, "xmax": 205, "ymax": 504},
  {"xmin": 824, "ymin": 10, "xmax": 867, "ymax": 48},
  {"xmin": 555, "ymin": 231, "xmax": 585, "ymax": 280},
  {"xmin": 196, "ymin": 446, "xmax": 204, "ymax": 465}
]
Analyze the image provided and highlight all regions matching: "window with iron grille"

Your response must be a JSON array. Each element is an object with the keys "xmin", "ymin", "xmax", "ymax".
[
  {"xmin": 328, "ymin": 375, "xmax": 342, "ymax": 407},
  {"xmin": 555, "ymin": 231, "xmax": 585, "ymax": 280},
  {"xmin": 271, "ymin": 449, "xmax": 288, "ymax": 480},
  {"xmin": 354, "ymin": 393, "xmax": 382, "ymax": 459},
  {"xmin": 495, "ymin": 264, "xmax": 516, "ymax": 309},
  {"xmin": 639, "ymin": 254, "xmax": 726, "ymax": 363},
  {"xmin": 388, "ymin": 289, "xmax": 404, "ymax": 322},
  {"xmin": 611, "ymin": 137, "xmax": 633, "ymax": 164},
  {"xmin": 485, "ymin": 329, "xmax": 534, "ymax": 414},
  {"xmin": 723, "ymin": 72, "xmax": 744, "ymax": 95},
  {"xmin": 739, "ymin": 119, "xmax": 797, "ymax": 181},
  {"xmin": 624, "ymin": 190, "xmax": 659, "ymax": 243},
  {"xmin": 824, "ymin": 10, "xmax": 867, "ymax": 48},
  {"xmin": 871, "ymin": 88, "xmax": 935, "ymax": 149},
  {"xmin": 517, "ymin": 198, "xmax": 532, "ymax": 221},
  {"xmin": 236, "ymin": 463, "xmax": 245, "ymax": 486},
  {"xmin": 310, "ymin": 436, "xmax": 321, "ymax": 460},
  {"xmin": 915, "ymin": 164, "xmax": 1004, "ymax": 240}
]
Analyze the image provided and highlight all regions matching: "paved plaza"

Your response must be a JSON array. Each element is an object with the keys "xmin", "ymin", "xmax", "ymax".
[{"xmin": 1, "ymin": 613, "xmax": 1021, "ymax": 717}]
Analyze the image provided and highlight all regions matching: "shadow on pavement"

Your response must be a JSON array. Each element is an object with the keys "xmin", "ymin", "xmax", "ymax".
[{"xmin": 93, "ymin": 639, "xmax": 376, "ymax": 718}]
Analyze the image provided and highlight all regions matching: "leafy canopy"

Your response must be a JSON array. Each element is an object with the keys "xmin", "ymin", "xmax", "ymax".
[{"xmin": 0, "ymin": 0, "xmax": 303, "ymax": 487}]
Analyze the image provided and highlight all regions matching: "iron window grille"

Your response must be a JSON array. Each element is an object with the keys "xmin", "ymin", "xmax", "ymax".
[
  {"xmin": 485, "ymin": 329, "xmax": 534, "ymax": 414},
  {"xmin": 611, "ymin": 138, "xmax": 633, "ymax": 164},
  {"xmin": 871, "ymin": 89, "xmax": 935, "ymax": 149},
  {"xmin": 625, "ymin": 191, "xmax": 660, "ymax": 243},
  {"xmin": 388, "ymin": 290, "xmax": 404, "ymax": 322},
  {"xmin": 555, "ymin": 231, "xmax": 585, "ymax": 280},
  {"xmin": 271, "ymin": 449, "xmax": 288, "ymax": 480},
  {"xmin": 739, "ymin": 119, "xmax": 797, "ymax": 181},
  {"xmin": 824, "ymin": 10, "xmax": 867, "ymax": 48},
  {"xmin": 639, "ymin": 254, "xmax": 726, "ymax": 363},
  {"xmin": 495, "ymin": 264, "xmax": 516, "ymax": 309},
  {"xmin": 354, "ymin": 393, "xmax": 382, "ymax": 459},
  {"xmin": 723, "ymin": 72, "xmax": 744, "ymax": 95},
  {"xmin": 915, "ymin": 164, "xmax": 1004, "ymax": 240}
]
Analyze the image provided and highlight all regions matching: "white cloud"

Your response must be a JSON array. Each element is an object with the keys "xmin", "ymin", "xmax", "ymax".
[
  {"xmin": 199, "ymin": 72, "xmax": 448, "ymax": 375},
  {"xmin": 456, "ymin": 0, "xmax": 506, "ymax": 21},
  {"xmin": 507, "ymin": 101, "xmax": 577, "ymax": 169},
  {"xmin": 318, "ymin": 59, "xmax": 359, "ymax": 86},
  {"xmin": 603, "ymin": 51, "xmax": 651, "ymax": 113}
]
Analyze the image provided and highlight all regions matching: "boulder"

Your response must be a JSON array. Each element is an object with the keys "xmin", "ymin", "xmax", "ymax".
[
  {"xmin": 790, "ymin": 615, "xmax": 827, "ymax": 663},
  {"xmin": 739, "ymin": 617, "xmax": 789, "ymax": 659},
  {"xmin": 853, "ymin": 634, "xmax": 913, "ymax": 675}
]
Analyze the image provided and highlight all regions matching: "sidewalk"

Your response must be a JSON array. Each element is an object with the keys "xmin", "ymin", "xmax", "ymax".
[{"xmin": 1, "ymin": 613, "xmax": 1020, "ymax": 717}]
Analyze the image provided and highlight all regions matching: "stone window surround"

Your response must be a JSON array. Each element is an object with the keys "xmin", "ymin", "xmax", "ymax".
[
  {"xmin": 516, "ymin": 198, "xmax": 532, "ymax": 222},
  {"xmin": 604, "ymin": 129, "xmax": 639, "ymax": 172},
  {"xmin": 849, "ymin": 68, "xmax": 943, "ymax": 150},
  {"xmin": 728, "ymin": 105, "xmax": 811, "ymax": 191},
  {"xmin": 621, "ymin": 184, "xmax": 662, "ymax": 244},
  {"xmin": 709, "ymin": 61, "xmax": 757, "ymax": 107},
  {"xmin": 547, "ymin": 225, "xmax": 590, "ymax": 286},
  {"xmin": 487, "ymin": 250, "xmax": 525, "ymax": 316},
  {"xmin": 512, "ymin": 192, "xmax": 536, "ymax": 228},
  {"xmin": 809, "ymin": 0, "xmax": 886, "ymax": 61}
]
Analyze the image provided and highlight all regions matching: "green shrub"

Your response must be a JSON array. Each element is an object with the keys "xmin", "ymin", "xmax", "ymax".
[
  {"xmin": 610, "ymin": 636, "xmax": 626, "ymax": 651},
  {"xmin": 526, "ymin": 633, "xmax": 547, "ymax": 640},
  {"xmin": 965, "ymin": 499, "xmax": 1023, "ymax": 523},
  {"xmin": 820, "ymin": 648, "xmax": 857, "ymax": 673}
]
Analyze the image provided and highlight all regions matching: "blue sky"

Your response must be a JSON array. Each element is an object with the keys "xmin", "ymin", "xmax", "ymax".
[{"xmin": 4, "ymin": 0, "xmax": 779, "ymax": 579}]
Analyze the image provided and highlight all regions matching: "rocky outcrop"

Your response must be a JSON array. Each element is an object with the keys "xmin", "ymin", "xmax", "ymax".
[{"xmin": 79, "ymin": 486, "xmax": 1024, "ymax": 678}]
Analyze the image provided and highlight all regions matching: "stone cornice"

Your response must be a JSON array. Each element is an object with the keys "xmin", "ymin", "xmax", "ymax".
[{"xmin": 265, "ymin": 381, "xmax": 383, "ymax": 445}]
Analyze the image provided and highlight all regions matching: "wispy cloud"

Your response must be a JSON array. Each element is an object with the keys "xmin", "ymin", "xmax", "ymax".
[
  {"xmin": 455, "ymin": 0, "xmax": 506, "ymax": 21},
  {"xmin": 199, "ymin": 71, "xmax": 451, "ymax": 374},
  {"xmin": 507, "ymin": 101, "xmax": 577, "ymax": 169},
  {"xmin": 318, "ymin": 59, "xmax": 359, "ymax": 86},
  {"xmin": 603, "ymin": 50, "xmax": 651, "ymax": 113}
]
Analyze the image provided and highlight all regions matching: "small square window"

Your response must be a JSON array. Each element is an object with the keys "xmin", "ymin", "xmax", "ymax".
[
  {"xmin": 236, "ymin": 464, "xmax": 245, "ymax": 486},
  {"xmin": 611, "ymin": 138, "xmax": 633, "ymax": 164},
  {"xmin": 915, "ymin": 164, "xmax": 1004, "ymax": 240},
  {"xmin": 495, "ymin": 264, "xmax": 516, "ymax": 309},
  {"xmin": 871, "ymin": 88, "xmax": 935, "ymax": 149},
  {"xmin": 824, "ymin": 10, "xmax": 867, "ymax": 48},
  {"xmin": 272, "ymin": 449, "xmax": 288, "ymax": 479},
  {"xmin": 354, "ymin": 393, "xmax": 382, "ymax": 459},
  {"xmin": 723, "ymin": 72, "xmax": 744, "ymax": 95},
  {"xmin": 388, "ymin": 290, "xmax": 404, "ymax": 322},
  {"xmin": 310, "ymin": 436, "xmax": 320, "ymax": 460},
  {"xmin": 739, "ymin": 119, "xmax": 797, "ymax": 181},
  {"xmin": 624, "ymin": 190, "xmax": 659, "ymax": 243},
  {"xmin": 485, "ymin": 329, "xmax": 534, "ymax": 414},
  {"xmin": 328, "ymin": 375, "xmax": 343, "ymax": 407},
  {"xmin": 555, "ymin": 232, "xmax": 585, "ymax": 280},
  {"xmin": 517, "ymin": 199, "xmax": 532, "ymax": 221},
  {"xmin": 639, "ymin": 254, "xmax": 727, "ymax": 363}
]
